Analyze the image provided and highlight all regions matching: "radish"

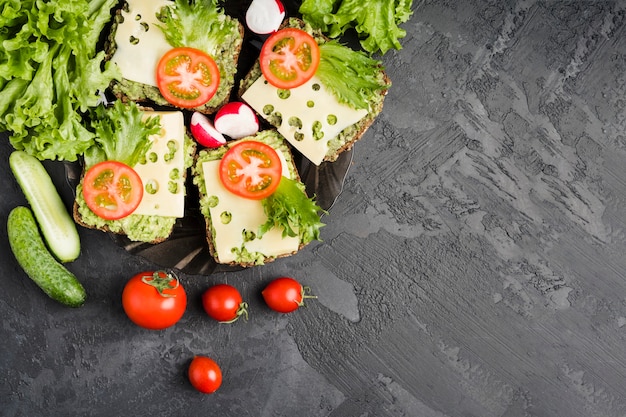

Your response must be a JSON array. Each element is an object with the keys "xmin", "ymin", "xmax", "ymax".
[
  {"xmin": 245, "ymin": 0, "xmax": 285, "ymax": 35},
  {"xmin": 214, "ymin": 102, "xmax": 259, "ymax": 139},
  {"xmin": 190, "ymin": 112, "xmax": 226, "ymax": 148}
]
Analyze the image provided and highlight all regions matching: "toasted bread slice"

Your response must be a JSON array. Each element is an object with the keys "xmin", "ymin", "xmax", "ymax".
[
  {"xmin": 192, "ymin": 130, "xmax": 316, "ymax": 266},
  {"xmin": 73, "ymin": 110, "xmax": 196, "ymax": 244},
  {"xmin": 106, "ymin": 0, "xmax": 244, "ymax": 114},
  {"xmin": 238, "ymin": 18, "xmax": 390, "ymax": 165}
]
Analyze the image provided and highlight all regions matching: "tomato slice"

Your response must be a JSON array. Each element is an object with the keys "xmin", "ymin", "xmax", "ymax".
[
  {"xmin": 82, "ymin": 161, "xmax": 143, "ymax": 220},
  {"xmin": 259, "ymin": 28, "xmax": 320, "ymax": 89},
  {"xmin": 219, "ymin": 141, "xmax": 282, "ymax": 200},
  {"xmin": 156, "ymin": 47, "xmax": 220, "ymax": 108}
]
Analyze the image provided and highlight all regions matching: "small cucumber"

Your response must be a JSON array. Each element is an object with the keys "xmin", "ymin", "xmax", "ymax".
[
  {"xmin": 9, "ymin": 151, "xmax": 80, "ymax": 262},
  {"xmin": 7, "ymin": 207, "xmax": 86, "ymax": 308}
]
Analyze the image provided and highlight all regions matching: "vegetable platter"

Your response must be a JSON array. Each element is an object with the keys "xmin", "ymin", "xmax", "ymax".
[{"xmin": 1, "ymin": 0, "xmax": 413, "ymax": 275}]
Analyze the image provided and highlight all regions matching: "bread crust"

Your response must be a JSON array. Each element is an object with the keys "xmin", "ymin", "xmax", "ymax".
[{"xmin": 71, "ymin": 201, "xmax": 174, "ymax": 245}]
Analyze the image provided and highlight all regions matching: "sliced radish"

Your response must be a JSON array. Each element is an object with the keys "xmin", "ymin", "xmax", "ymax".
[
  {"xmin": 214, "ymin": 102, "xmax": 260, "ymax": 139},
  {"xmin": 245, "ymin": 0, "xmax": 285, "ymax": 35},
  {"xmin": 190, "ymin": 112, "xmax": 226, "ymax": 148}
]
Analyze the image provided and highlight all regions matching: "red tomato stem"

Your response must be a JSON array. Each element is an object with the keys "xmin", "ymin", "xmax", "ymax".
[{"xmin": 141, "ymin": 271, "xmax": 180, "ymax": 298}]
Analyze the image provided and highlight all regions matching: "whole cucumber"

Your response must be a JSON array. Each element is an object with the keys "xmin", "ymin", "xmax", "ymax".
[
  {"xmin": 9, "ymin": 151, "xmax": 81, "ymax": 262},
  {"xmin": 7, "ymin": 206, "xmax": 86, "ymax": 308}
]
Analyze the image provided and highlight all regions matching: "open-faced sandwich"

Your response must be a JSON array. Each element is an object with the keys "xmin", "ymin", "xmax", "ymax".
[
  {"xmin": 106, "ymin": 0, "xmax": 244, "ymax": 114},
  {"xmin": 192, "ymin": 129, "xmax": 324, "ymax": 266},
  {"xmin": 73, "ymin": 101, "xmax": 196, "ymax": 243},
  {"xmin": 239, "ymin": 18, "xmax": 390, "ymax": 165}
]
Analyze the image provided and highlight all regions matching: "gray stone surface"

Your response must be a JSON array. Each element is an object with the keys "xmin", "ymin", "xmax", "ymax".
[{"xmin": 2, "ymin": 1, "xmax": 626, "ymax": 416}]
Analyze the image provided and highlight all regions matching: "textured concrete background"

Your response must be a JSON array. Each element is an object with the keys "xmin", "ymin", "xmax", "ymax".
[{"xmin": 2, "ymin": 1, "xmax": 626, "ymax": 416}]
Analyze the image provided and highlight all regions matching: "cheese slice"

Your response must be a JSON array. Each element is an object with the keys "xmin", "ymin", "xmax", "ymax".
[
  {"xmin": 111, "ymin": 0, "xmax": 172, "ymax": 86},
  {"xmin": 201, "ymin": 151, "xmax": 300, "ymax": 264},
  {"xmin": 132, "ymin": 111, "xmax": 186, "ymax": 218},
  {"xmin": 242, "ymin": 74, "xmax": 368, "ymax": 165}
]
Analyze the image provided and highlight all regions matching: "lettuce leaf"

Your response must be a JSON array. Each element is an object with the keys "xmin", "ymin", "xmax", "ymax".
[
  {"xmin": 156, "ymin": 0, "xmax": 240, "ymax": 58},
  {"xmin": 0, "ymin": 0, "xmax": 120, "ymax": 161},
  {"xmin": 317, "ymin": 41, "xmax": 387, "ymax": 110},
  {"xmin": 300, "ymin": 0, "xmax": 414, "ymax": 55},
  {"xmin": 259, "ymin": 177, "xmax": 325, "ymax": 245},
  {"xmin": 298, "ymin": 0, "xmax": 336, "ymax": 32},
  {"xmin": 83, "ymin": 101, "xmax": 161, "ymax": 169}
]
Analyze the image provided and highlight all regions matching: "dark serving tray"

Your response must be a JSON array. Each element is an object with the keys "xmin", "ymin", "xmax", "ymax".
[{"xmin": 61, "ymin": 0, "xmax": 355, "ymax": 275}]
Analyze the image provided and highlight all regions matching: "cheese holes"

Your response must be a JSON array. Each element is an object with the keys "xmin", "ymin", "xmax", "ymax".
[
  {"xmin": 164, "ymin": 140, "xmax": 178, "ymax": 162},
  {"xmin": 288, "ymin": 117, "xmax": 302, "ymax": 129},
  {"xmin": 220, "ymin": 211, "xmax": 232, "ymax": 224},
  {"xmin": 242, "ymin": 230, "xmax": 256, "ymax": 242},
  {"xmin": 263, "ymin": 104, "xmax": 274, "ymax": 115},
  {"xmin": 145, "ymin": 179, "xmax": 159, "ymax": 195},
  {"xmin": 207, "ymin": 196, "xmax": 219, "ymax": 208},
  {"xmin": 312, "ymin": 121, "xmax": 324, "ymax": 141}
]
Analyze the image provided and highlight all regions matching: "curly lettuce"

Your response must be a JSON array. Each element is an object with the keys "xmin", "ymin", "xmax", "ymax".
[
  {"xmin": 260, "ymin": 177, "xmax": 325, "ymax": 245},
  {"xmin": 83, "ymin": 101, "xmax": 162, "ymax": 169},
  {"xmin": 317, "ymin": 41, "xmax": 388, "ymax": 110},
  {"xmin": 156, "ymin": 0, "xmax": 240, "ymax": 58},
  {"xmin": 0, "ymin": 0, "xmax": 121, "ymax": 161},
  {"xmin": 299, "ymin": 0, "xmax": 414, "ymax": 55}
]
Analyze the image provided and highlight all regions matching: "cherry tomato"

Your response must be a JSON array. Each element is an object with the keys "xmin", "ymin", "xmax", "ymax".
[
  {"xmin": 259, "ymin": 28, "xmax": 320, "ymax": 89},
  {"xmin": 188, "ymin": 355, "xmax": 222, "ymax": 394},
  {"xmin": 202, "ymin": 284, "xmax": 248, "ymax": 323},
  {"xmin": 261, "ymin": 277, "xmax": 317, "ymax": 313},
  {"xmin": 82, "ymin": 160, "xmax": 143, "ymax": 220},
  {"xmin": 156, "ymin": 47, "xmax": 220, "ymax": 108},
  {"xmin": 219, "ymin": 140, "xmax": 283, "ymax": 200},
  {"xmin": 122, "ymin": 271, "xmax": 187, "ymax": 330}
]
